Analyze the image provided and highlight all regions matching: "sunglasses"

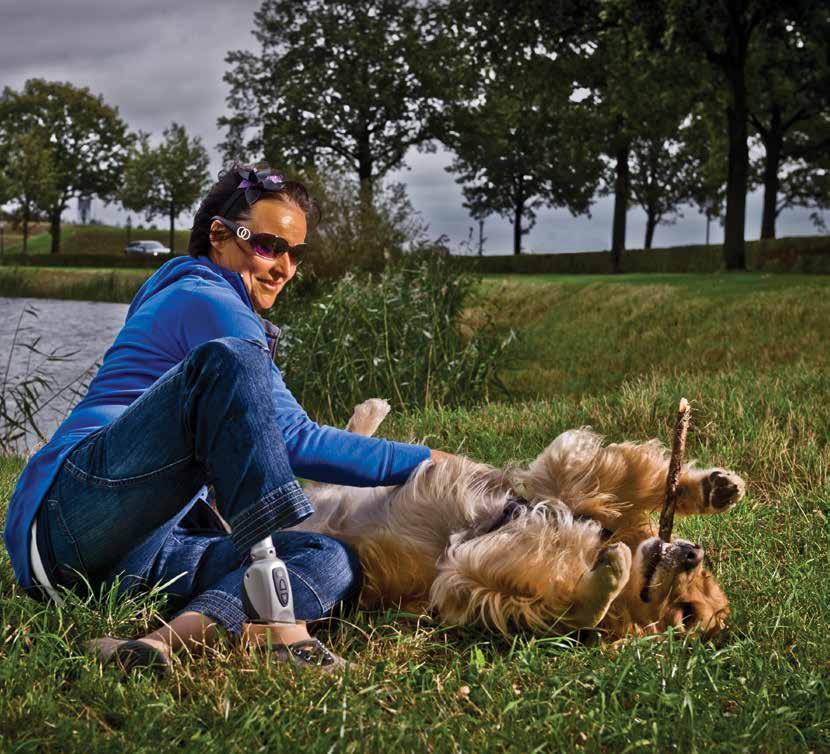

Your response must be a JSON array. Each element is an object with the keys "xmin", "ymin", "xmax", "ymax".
[{"xmin": 211, "ymin": 215, "xmax": 308, "ymax": 262}]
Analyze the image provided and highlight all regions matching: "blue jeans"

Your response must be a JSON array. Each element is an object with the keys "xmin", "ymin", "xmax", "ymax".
[{"xmin": 34, "ymin": 337, "xmax": 362, "ymax": 635}]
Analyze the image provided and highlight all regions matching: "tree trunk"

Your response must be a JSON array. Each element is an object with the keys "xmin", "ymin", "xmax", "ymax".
[
  {"xmin": 723, "ymin": 57, "xmax": 748, "ymax": 270},
  {"xmin": 513, "ymin": 187, "xmax": 525, "ymax": 255},
  {"xmin": 49, "ymin": 205, "xmax": 62, "ymax": 254},
  {"xmin": 611, "ymin": 141, "xmax": 630, "ymax": 273},
  {"xmin": 22, "ymin": 199, "xmax": 30, "ymax": 254},
  {"xmin": 644, "ymin": 212, "xmax": 657, "ymax": 250},
  {"xmin": 169, "ymin": 201, "xmax": 176, "ymax": 253},
  {"xmin": 357, "ymin": 111, "xmax": 374, "ymax": 228},
  {"xmin": 760, "ymin": 107, "xmax": 783, "ymax": 240}
]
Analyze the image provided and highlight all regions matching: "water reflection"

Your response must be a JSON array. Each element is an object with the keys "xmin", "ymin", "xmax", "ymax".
[{"xmin": 0, "ymin": 297, "xmax": 129, "ymax": 454}]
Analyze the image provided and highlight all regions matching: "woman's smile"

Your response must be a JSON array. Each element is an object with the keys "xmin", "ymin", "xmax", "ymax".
[
  {"xmin": 256, "ymin": 277, "xmax": 281, "ymax": 292},
  {"xmin": 209, "ymin": 199, "xmax": 306, "ymax": 312}
]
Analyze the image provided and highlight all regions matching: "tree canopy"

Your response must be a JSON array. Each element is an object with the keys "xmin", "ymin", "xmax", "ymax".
[
  {"xmin": 220, "ymin": 0, "xmax": 443, "ymax": 205},
  {"xmin": 120, "ymin": 123, "xmax": 210, "ymax": 253},
  {"xmin": 0, "ymin": 79, "xmax": 131, "ymax": 253}
]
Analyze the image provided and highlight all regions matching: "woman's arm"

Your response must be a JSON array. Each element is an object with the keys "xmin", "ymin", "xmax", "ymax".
[{"xmin": 270, "ymin": 363, "xmax": 431, "ymax": 486}]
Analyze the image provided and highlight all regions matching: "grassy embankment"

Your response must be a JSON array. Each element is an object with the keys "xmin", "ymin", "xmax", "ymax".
[
  {"xmin": 0, "ymin": 273, "xmax": 829, "ymax": 751},
  {"xmin": 1, "ymin": 224, "xmax": 190, "ymax": 257}
]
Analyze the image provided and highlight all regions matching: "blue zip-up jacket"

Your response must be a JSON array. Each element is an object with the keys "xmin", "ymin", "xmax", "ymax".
[{"xmin": 4, "ymin": 254, "xmax": 430, "ymax": 589}]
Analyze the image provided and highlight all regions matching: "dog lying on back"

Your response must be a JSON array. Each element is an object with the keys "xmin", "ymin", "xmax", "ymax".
[{"xmin": 298, "ymin": 400, "xmax": 745, "ymax": 640}]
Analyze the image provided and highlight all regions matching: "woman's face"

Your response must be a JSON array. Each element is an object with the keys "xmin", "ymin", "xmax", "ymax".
[{"xmin": 208, "ymin": 199, "xmax": 306, "ymax": 312}]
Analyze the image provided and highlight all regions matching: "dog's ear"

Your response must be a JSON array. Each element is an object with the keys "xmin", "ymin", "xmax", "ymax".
[{"xmin": 470, "ymin": 466, "xmax": 516, "ymax": 497}]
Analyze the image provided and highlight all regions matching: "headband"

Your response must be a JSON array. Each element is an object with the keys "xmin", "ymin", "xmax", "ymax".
[{"xmin": 218, "ymin": 167, "xmax": 286, "ymax": 217}]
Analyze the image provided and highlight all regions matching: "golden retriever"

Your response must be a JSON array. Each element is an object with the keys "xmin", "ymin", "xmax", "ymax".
[{"xmin": 298, "ymin": 400, "xmax": 745, "ymax": 640}]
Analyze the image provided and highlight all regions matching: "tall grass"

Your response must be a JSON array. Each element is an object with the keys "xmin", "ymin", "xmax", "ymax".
[
  {"xmin": 0, "ymin": 266, "xmax": 152, "ymax": 303},
  {"xmin": 0, "ymin": 304, "xmax": 96, "ymax": 455},
  {"xmin": 271, "ymin": 252, "xmax": 513, "ymax": 424}
]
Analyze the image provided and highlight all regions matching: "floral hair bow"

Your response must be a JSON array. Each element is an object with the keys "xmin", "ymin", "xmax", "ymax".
[{"xmin": 236, "ymin": 168, "xmax": 285, "ymax": 206}]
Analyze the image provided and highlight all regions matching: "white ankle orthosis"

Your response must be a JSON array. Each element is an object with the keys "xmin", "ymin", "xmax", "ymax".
[{"xmin": 242, "ymin": 536, "xmax": 296, "ymax": 624}]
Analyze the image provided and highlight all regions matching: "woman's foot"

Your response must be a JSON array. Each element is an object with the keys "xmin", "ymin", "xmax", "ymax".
[
  {"xmin": 85, "ymin": 636, "xmax": 172, "ymax": 675},
  {"xmin": 243, "ymin": 621, "xmax": 347, "ymax": 673}
]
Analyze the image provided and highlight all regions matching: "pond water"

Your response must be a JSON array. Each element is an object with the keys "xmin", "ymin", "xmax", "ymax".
[{"xmin": 0, "ymin": 297, "xmax": 129, "ymax": 454}]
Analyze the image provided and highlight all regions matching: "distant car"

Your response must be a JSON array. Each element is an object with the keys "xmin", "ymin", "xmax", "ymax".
[{"xmin": 125, "ymin": 240, "xmax": 172, "ymax": 257}]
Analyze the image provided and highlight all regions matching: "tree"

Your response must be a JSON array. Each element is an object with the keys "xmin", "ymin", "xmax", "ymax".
[
  {"xmin": 120, "ymin": 123, "xmax": 210, "ymax": 253},
  {"xmin": 747, "ymin": 6, "xmax": 830, "ymax": 238},
  {"xmin": 436, "ymin": 1, "xmax": 602, "ymax": 255},
  {"xmin": 1, "ymin": 131, "xmax": 60, "ymax": 253},
  {"xmin": 678, "ymin": 102, "xmax": 729, "ymax": 243},
  {"xmin": 445, "ymin": 73, "xmax": 600, "ymax": 255},
  {"xmin": 220, "ymin": 0, "xmax": 442, "ymax": 208},
  {"xmin": 584, "ymin": 1, "xmax": 704, "ymax": 269},
  {"xmin": 663, "ymin": 0, "xmax": 826, "ymax": 269},
  {"xmin": 628, "ymin": 132, "xmax": 694, "ymax": 248},
  {"xmin": 0, "ymin": 79, "xmax": 131, "ymax": 253},
  {"xmin": 766, "ymin": 113, "xmax": 830, "ymax": 231}
]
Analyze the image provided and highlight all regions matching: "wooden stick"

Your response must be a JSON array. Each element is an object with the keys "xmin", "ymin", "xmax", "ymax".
[{"xmin": 658, "ymin": 398, "xmax": 692, "ymax": 542}]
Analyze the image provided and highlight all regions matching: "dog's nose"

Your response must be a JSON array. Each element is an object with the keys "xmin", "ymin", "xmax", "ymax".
[{"xmin": 678, "ymin": 542, "xmax": 704, "ymax": 571}]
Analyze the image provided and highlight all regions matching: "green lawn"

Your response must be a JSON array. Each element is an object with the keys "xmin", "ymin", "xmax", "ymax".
[
  {"xmin": 2, "ymin": 225, "xmax": 191, "ymax": 257},
  {"xmin": 1, "ymin": 273, "xmax": 828, "ymax": 751}
]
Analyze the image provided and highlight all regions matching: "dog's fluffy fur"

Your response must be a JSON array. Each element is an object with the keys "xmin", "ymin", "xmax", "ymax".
[{"xmin": 296, "ymin": 399, "xmax": 745, "ymax": 640}]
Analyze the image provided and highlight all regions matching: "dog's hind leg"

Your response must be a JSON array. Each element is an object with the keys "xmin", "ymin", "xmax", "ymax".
[
  {"xmin": 345, "ymin": 398, "xmax": 391, "ymax": 437},
  {"xmin": 675, "ymin": 467, "xmax": 745, "ymax": 515}
]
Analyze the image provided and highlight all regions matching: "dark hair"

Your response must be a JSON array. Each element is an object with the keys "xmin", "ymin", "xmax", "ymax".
[{"xmin": 187, "ymin": 162, "xmax": 321, "ymax": 257}]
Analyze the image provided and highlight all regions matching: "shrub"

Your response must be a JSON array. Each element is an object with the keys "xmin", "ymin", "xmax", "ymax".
[
  {"xmin": 270, "ymin": 250, "xmax": 513, "ymax": 425},
  {"xmin": 299, "ymin": 170, "xmax": 429, "ymax": 280}
]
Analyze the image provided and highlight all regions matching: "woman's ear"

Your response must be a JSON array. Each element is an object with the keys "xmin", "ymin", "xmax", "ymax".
[{"xmin": 208, "ymin": 220, "xmax": 226, "ymax": 255}]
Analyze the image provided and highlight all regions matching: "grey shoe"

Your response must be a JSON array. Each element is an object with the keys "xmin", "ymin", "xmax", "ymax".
[
  {"xmin": 86, "ymin": 637, "xmax": 172, "ymax": 675},
  {"xmin": 270, "ymin": 638, "xmax": 347, "ymax": 673}
]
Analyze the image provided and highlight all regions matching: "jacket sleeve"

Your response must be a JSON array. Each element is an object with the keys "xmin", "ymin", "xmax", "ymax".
[{"xmin": 177, "ymin": 280, "xmax": 431, "ymax": 486}]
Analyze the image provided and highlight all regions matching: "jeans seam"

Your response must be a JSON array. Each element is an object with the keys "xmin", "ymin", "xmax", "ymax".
[
  {"xmin": 46, "ymin": 498, "xmax": 90, "ymax": 580},
  {"xmin": 241, "ymin": 337, "xmax": 270, "ymax": 354},
  {"xmin": 229, "ymin": 485, "xmax": 308, "ymax": 539},
  {"xmin": 287, "ymin": 566, "xmax": 326, "ymax": 615},
  {"xmin": 63, "ymin": 453, "xmax": 193, "ymax": 488},
  {"xmin": 228, "ymin": 482, "xmax": 313, "ymax": 552}
]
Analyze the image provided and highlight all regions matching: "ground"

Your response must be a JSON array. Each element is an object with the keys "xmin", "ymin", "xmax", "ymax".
[{"xmin": 0, "ymin": 272, "xmax": 828, "ymax": 752}]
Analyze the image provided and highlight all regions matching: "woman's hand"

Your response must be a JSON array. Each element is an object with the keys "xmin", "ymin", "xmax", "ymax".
[{"xmin": 430, "ymin": 449, "xmax": 457, "ymax": 464}]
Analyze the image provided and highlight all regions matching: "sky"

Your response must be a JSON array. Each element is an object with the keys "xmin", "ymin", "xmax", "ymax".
[{"xmin": 2, "ymin": 0, "xmax": 825, "ymax": 254}]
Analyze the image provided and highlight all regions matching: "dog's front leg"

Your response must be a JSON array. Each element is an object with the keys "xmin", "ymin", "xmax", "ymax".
[
  {"xmin": 564, "ymin": 543, "xmax": 632, "ymax": 628},
  {"xmin": 345, "ymin": 398, "xmax": 391, "ymax": 437}
]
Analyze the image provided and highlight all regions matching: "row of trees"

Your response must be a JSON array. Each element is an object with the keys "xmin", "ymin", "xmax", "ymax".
[
  {"xmin": 0, "ymin": 1, "xmax": 827, "ymax": 267},
  {"xmin": 0, "ymin": 80, "xmax": 210, "ymax": 254},
  {"xmin": 220, "ymin": 0, "xmax": 830, "ymax": 268}
]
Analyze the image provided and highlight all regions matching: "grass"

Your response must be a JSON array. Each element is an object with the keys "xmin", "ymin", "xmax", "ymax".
[
  {"xmin": 1, "ymin": 273, "xmax": 829, "ymax": 751},
  {"xmin": 1, "ymin": 224, "xmax": 190, "ymax": 257},
  {"xmin": 0, "ymin": 266, "xmax": 153, "ymax": 303}
]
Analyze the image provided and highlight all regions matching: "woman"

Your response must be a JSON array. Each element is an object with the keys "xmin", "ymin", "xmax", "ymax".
[{"xmin": 3, "ymin": 165, "xmax": 449, "ymax": 672}]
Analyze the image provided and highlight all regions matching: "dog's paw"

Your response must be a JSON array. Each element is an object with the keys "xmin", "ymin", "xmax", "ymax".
[
  {"xmin": 678, "ymin": 468, "xmax": 745, "ymax": 514},
  {"xmin": 703, "ymin": 469, "xmax": 745, "ymax": 510},
  {"xmin": 590, "ymin": 542, "xmax": 632, "ymax": 591},
  {"xmin": 568, "ymin": 543, "xmax": 632, "ymax": 628},
  {"xmin": 345, "ymin": 399, "xmax": 391, "ymax": 436}
]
